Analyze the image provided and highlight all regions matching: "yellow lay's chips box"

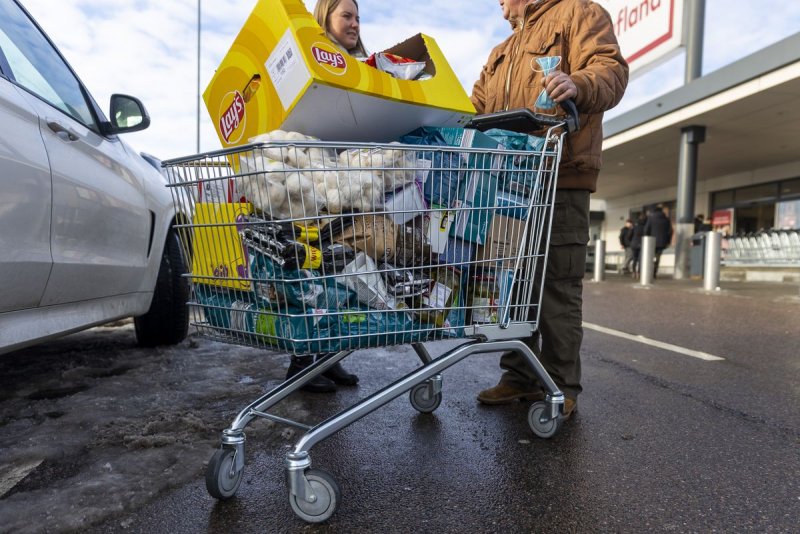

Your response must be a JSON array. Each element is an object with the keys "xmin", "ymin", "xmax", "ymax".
[
  {"xmin": 191, "ymin": 203, "xmax": 252, "ymax": 290},
  {"xmin": 204, "ymin": 0, "xmax": 476, "ymax": 147}
]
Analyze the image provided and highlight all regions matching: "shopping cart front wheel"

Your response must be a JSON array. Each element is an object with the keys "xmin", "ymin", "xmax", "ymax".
[
  {"xmin": 409, "ymin": 381, "xmax": 442, "ymax": 413},
  {"xmin": 527, "ymin": 401, "xmax": 561, "ymax": 439},
  {"xmin": 206, "ymin": 448, "xmax": 244, "ymax": 499},
  {"xmin": 289, "ymin": 468, "xmax": 340, "ymax": 523}
]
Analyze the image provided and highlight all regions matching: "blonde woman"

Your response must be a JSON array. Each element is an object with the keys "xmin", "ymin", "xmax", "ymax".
[
  {"xmin": 313, "ymin": 0, "xmax": 368, "ymax": 58},
  {"xmin": 284, "ymin": 1, "xmax": 368, "ymax": 392}
]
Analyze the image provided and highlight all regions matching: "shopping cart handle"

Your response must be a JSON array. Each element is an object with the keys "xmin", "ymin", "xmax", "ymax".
[{"xmin": 465, "ymin": 99, "xmax": 580, "ymax": 134}]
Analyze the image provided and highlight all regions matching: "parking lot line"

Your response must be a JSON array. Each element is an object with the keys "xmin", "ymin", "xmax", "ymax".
[{"xmin": 583, "ymin": 322, "xmax": 726, "ymax": 361}]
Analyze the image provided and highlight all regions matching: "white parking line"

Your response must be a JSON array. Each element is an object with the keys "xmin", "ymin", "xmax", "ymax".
[{"xmin": 582, "ymin": 322, "xmax": 725, "ymax": 361}]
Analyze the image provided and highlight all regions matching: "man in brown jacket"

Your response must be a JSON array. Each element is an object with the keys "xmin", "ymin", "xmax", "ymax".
[{"xmin": 474, "ymin": 0, "xmax": 628, "ymax": 418}]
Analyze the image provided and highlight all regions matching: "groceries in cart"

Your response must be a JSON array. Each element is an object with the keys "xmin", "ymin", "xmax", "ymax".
[{"xmin": 178, "ymin": 126, "xmax": 556, "ymax": 354}]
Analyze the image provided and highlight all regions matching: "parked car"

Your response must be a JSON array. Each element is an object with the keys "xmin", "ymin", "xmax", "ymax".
[{"xmin": 0, "ymin": 0, "xmax": 190, "ymax": 354}]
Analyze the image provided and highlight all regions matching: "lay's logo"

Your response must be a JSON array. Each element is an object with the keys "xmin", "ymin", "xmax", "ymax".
[
  {"xmin": 311, "ymin": 43, "xmax": 347, "ymax": 75},
  {"xmin": 218, "ymin": 91, "xmax": 246, "ymax": 144}
]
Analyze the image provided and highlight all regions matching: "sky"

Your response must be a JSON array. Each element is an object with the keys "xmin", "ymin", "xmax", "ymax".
[{"xmin": 20, "ymin": 0, "xmax": 800, "ymax": 161}]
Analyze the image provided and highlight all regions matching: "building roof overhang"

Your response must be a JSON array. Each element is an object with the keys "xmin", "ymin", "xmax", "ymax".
[{"xmin": 598, "ymin": 32, "xmax": 800, "ymax": 201}]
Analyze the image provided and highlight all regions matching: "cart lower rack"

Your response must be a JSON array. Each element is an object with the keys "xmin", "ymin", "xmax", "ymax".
[{"xmin": 164, "ymin": 124, "xmax": 567, "ymax": 523}]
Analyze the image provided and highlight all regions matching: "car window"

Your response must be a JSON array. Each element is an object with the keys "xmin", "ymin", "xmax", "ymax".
[{"xmin": 0, "ymin": 2, "xmax": 96, "ymax": 128}]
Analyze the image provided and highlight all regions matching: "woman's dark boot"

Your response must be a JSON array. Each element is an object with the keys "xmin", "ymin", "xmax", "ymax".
[
  {"xmin": 323, "ymin": 361, "xmax": 359, "ymax": 386},
  {"xmin": 286, "ymin": 356, "xmax": 336, "ymax": 393}
]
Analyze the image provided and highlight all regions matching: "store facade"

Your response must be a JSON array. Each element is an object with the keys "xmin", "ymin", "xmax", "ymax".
[{"xmin": 594, "ymin": 32, "xmax": 800, "ymax": 274}]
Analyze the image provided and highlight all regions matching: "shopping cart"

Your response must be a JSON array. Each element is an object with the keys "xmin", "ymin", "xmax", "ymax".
[{"xmin": 163, "ymin": 104, "xmax": 577, "ymax": 523}]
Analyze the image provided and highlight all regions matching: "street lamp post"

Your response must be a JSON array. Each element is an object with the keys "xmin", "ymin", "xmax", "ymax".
[{"xmin": 196, "ymin": 0, "xmax": 201, "ymax": 153}]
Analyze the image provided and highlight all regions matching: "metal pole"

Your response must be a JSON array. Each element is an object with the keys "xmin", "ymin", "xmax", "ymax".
[
  {"xmin": 684, "ymin": 0, "xmax": 706, "ymax": 83},
  {"xmin": 196, "ymin": 0, "xmax": 201, "ymax": 153},
  {"xmin": 640, "ymin": 236, "xmax": 655, "ymax": 286},
  {"xmin": 703, "ymin": 231, "xmax": 721, "ymax": 291},
  {"xmin": 593, "ymin": 240, "xmax": 606, "ymax": 282},
  {"xmin": 674, "ymin": 125, "xmax": 705, "ymax": 280}
]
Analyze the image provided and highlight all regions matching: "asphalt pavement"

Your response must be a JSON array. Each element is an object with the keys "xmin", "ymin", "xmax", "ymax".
[{"xmin": 80, "ymin": 273, "xmax": 800, "ymax": 533}]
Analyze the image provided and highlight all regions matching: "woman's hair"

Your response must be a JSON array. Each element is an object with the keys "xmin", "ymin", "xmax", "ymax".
[{"xmin": 313, "ymin": 0, "xmax": 368, "ymax": 58}]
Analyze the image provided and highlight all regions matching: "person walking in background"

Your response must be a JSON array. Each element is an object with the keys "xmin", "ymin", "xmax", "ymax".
[
  {"xmin": 630, "ymin": 213, "xmax": 647, "ymax": 279},
  {"xmin": 473, "ymin": 0, "xmax": 628, "ymax": 419},
  {"xmin": 619, "ymin": 218, "xmax": 634, "ymax": 274},
  {"xmin": 644, "ymin": 204, "xmax": 673, "ymax": 279}
]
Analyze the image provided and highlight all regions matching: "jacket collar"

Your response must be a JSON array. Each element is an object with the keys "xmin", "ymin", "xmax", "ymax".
[{"xmin": 521, "ymin": 0, "xmax": 560, "ymax": 28}]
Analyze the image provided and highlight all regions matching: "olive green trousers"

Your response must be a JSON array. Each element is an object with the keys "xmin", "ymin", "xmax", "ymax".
[{"xmin": 498, "ymin": 189, "xmax": 590, "ymax": 399}]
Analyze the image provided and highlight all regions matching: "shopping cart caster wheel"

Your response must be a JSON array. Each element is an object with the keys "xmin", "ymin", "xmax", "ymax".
[
  {"xmin": 206, "ymin": 448, "xmax": 243, "ymax": 500},
  {"xmin": 527, "ymin": 401, "xmax": 560, "ymax": 439},
  {"xmin": 289, "ymin": 468, "xmax": 340, "ymax": 523},
  {"xmin": 409, "ymin": 382, "xmax": 442, "ymax": 413}
]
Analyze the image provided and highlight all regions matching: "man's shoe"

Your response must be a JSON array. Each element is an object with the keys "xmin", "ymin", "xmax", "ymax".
[
  {"xmin": 323, "ymin": 362, "xmax": 359, "ymax": 386},
  {"xmin": 477, "ymin": 382, "xmax": 545, "ymax": 405},
  {"xmin": 562, "ymin": 397, "xmax": 578, "ymax": 420},
  {"xmin": 286, "ymin": 357, "xmax": 337, "ymax": 393}
]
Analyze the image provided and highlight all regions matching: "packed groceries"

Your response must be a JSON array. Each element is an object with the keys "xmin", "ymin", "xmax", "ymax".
[{"xmin": 188, "ymin": 126, "xmax": 548, "ymax": 353}]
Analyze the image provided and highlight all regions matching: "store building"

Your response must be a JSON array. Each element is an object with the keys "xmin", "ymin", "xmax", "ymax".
[{"xmin": 594, "ymin": 32, "xmax": 800, "ymax": 278}]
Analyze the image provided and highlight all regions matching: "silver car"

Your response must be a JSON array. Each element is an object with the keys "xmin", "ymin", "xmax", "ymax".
[{"xmin": 0, "ymin": 0, "xmax": 189, "ymax": 354}]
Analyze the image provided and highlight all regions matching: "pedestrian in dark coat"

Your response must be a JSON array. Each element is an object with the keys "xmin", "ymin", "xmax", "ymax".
[
  {"xmin": 619, "ymin": 219, "xmax": 634, "ymax": 273},
  {"xmin": 644, "ymin": 205, "xmax": 673, "ymax": 278},
  {"xmin": 630, "ymin": 214, "xmax": 646, "ymax": 278}
]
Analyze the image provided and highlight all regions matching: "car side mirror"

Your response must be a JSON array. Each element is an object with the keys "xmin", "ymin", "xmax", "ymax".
[{"xmin": 104, "ymin": 94, "xmax": 151, "ymax": 135}]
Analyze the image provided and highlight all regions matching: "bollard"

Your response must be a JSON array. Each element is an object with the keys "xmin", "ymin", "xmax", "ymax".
[
  {"xmin": 593, "ymin": 240, "xmax": 606, "ymax": 282},
  {"xmin": 703, "ymin": 230, "xmax": 721, "ymax": 291},
  {"xmin": 640, "ymin": 236, "xmax": 655, "ymax": 285}
]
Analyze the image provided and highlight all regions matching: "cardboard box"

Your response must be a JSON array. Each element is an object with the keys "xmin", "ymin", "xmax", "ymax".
[
  {"xmin": 204, "ymin": 0, "xmax": 475, "ymax": 147},
  {"xmin": 400, "ymin": 127, "xmax": 503, "ymax": 208},
  {"xmin": 383, "ymin": 181, "xmax": 427, "ymax": 225},
  {"xmin": 192, "ymin": 203, "xmax": 252, "ymax": 290},
  {"xmin": 450, "ymin": 170, "xmax": 499, "ymax": 245},
  {"xmin": 475, "ymin": 214, "xmax": 527, "ymax": 267},
  {"xmin": 426, "ymin": 204, "xmax": 456, "ymax": 254},
  {"xmin": 440, "ymin": 237, "xmax": 474, "ymax": 269},
  {"xmin": 496, "ymin": 190, "xmax": 531, "ymax": 220}
]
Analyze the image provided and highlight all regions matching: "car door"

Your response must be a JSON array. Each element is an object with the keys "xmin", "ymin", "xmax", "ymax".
[
  {"xmin": 0, "ymin": 1, "xmax": 150, "ymax": 306},
  {"xmin": 0, "ymin": 41, "xmax": 52, "ymax": 312}
]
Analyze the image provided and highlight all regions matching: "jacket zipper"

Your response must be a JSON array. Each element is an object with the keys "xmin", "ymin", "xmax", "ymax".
[{"xmin": 504, "ymin": 0, "xmax": 541, "ymax": 111}]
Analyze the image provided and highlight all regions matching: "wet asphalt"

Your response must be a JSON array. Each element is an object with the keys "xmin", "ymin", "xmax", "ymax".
[{"xmin": 82, "ymin": 274, "xmax": 800, "ymax": 533}]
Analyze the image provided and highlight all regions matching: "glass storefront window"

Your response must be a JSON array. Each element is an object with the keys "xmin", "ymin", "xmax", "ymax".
[
  {"xmin": 734, "ymin": 183, "xmax": 778, "ymax": 204},
  {"xmin": 712, "ymin": 190, "xmax": 734, "ymax": 209},
  {"xmin": 776, "ymin": 199, "xmax": 800, "ymax": 230},
  {"xmin": 779, "ymin": 178, "xmax": 800, "ymax": 200}
]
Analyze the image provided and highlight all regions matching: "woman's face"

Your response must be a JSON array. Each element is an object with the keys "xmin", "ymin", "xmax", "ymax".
[
  {"xmin": 499, "ymin": 0, "xmax": 527, "ymax": 21},
  {"xmin": 329, "ymin": 0, "xmax": 360, "ymax": 50}
]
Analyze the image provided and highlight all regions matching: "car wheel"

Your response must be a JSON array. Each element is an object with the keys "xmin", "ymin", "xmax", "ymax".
[{"xmin": 135, "ymin": 229, "xmax": 190, "ymax": 346}]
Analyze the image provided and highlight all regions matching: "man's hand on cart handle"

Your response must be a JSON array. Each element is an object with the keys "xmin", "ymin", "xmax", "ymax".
[{"xmin": 543, "ymin": 71, "xmax": 578, "ymax": 103}]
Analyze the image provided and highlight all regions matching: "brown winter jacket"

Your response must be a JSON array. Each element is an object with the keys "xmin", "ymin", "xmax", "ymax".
[{"xmin": 471, "ymin": 0, "xmax": 628, "ymax": 192}]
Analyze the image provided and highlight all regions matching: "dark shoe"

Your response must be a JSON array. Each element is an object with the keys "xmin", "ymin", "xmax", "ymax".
[
  {"xmin": 323, "ymin": 361, "xmax": 359, "ymax": 386},
  {"xmin": 562, "ymin": 397, "xmax": 578, "ymax": 421},
  {"xmin": 286, "ymin": 357, "xmax": 337, "ymax": 393},
  {"xmin": 477, "ymin": 382, "xmax": 545, "ymax": 405}
]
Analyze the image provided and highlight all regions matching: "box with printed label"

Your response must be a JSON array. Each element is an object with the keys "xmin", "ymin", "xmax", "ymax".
[
  {"xmin": 496, "ymin": 190, "xmax": 531, "ymax": 220},
  {"xmin": 449, "ymin": 170, "xmax": 498, "ymax": 246},
  {"xmin": 426, "ymin": 204, "xmax": 456, "ymax": 254},
  {"xmin": 399, "ymin": 126, "xmax": 503, "ymax": 207},
  {"xmin": 204, "ymin": 0, "xmax": 475, "ymax": 148},
  {"xmin": 191, "ymin": 203, "xmax": 253, "ymax": 290}
]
